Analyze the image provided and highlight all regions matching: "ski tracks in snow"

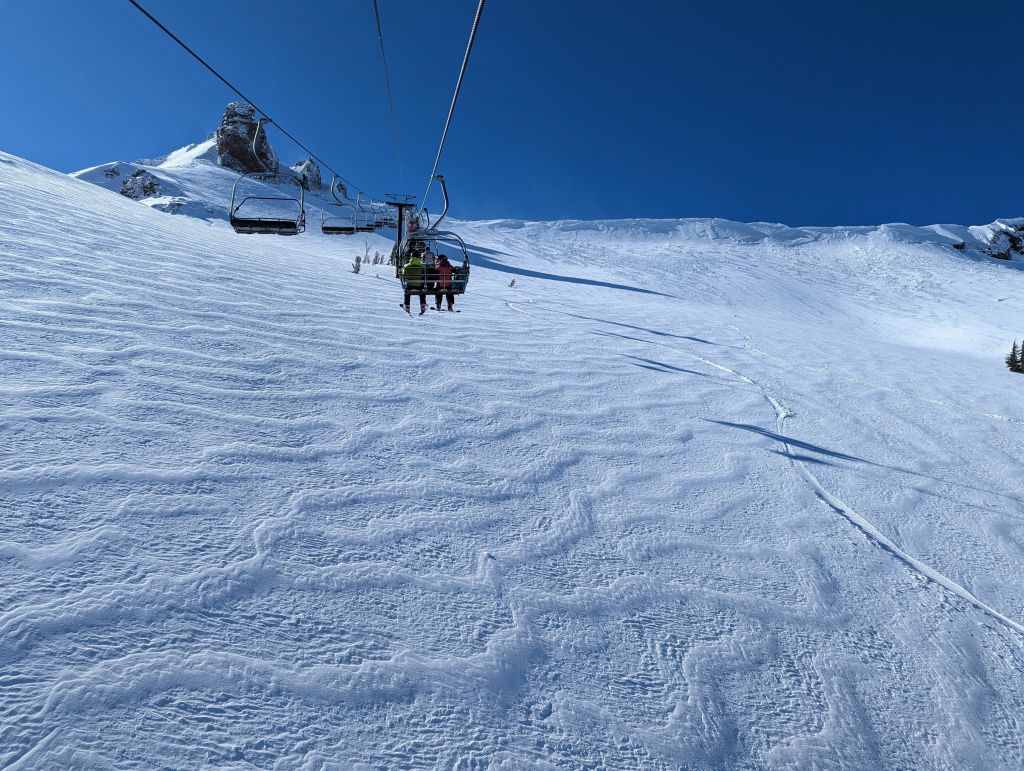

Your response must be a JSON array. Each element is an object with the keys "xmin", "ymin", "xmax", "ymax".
[
  {"xmin": 682, "ymin": 323, "xmax": 1024, "ymax": 639},
  {"xmin": 508, "ymin": 293, "xmax": 1024, "ymax": 639},
  {"xmin": 499, "ymin": 293, "xmax": 1024, "ymax": 766},
  {"xmin": 3, "ymin": 154, "xmax": 1024, "ymax": 767}
]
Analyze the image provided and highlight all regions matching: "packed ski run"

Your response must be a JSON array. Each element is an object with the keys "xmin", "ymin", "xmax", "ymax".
[{"xmin": 2, "ymin": 147, "xmax": 1024, "ymax": 769}]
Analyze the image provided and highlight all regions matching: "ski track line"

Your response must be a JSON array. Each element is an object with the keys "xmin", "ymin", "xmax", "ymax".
[
  {"xmin": 687, "ymin": 339, "xmax": 1024, "ymax": 640},
  {"xmin": 507, "ymin": 298, "xmax": 1024, "ymax": 640},
  {"xmin": 771, "ymin": 400, "xmax": 1024, "ymax": 639},
  {"xmin": 661, "ymin": 331, "xmax": 1024, "ymax": 639}
]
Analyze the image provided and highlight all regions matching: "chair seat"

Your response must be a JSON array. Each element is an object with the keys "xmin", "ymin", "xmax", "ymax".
[{"xmin": 231, "ymin": 218, "xmax": 301, "ymax": 236}]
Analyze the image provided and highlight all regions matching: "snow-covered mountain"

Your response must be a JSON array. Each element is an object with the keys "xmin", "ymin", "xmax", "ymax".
[
  {"xmin": 2, "ymin": 141, "xmax": 1024, "ymax": 769},
  {"xmin": 70, "ymin": 103, "xmax": 1024, "ymax": 263}
]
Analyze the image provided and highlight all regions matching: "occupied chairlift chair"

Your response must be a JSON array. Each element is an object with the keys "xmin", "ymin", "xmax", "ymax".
[
  {"xmin": 228, "ymin": 118, "xmax": 306, "ymax": 236},
  {"xmin": 396, "ymin": 175, "xmax": 471, "ymax": 295}
]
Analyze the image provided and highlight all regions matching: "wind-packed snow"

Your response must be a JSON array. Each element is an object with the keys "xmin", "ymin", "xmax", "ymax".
[{"xmin": 2, "ymin": 147, "xmax": 1024, "ymax": 769}]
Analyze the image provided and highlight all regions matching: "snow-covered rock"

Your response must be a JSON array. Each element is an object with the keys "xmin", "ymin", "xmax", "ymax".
[
  {"xmin": 289, "ymin": 157, "xmax": 322, "ymax": 191},
  {"xmin": 72, "ymin": 128, "xmax": 344, "ymax": 229},
  {"xmin": 118, "ymin": 168, "xmax": 161, "ymax": 199},
  {"xmin": 981, "ymin": 220, "xmax": 1024, "ymax": 261},
  {"xmin": 216, "ymin": 101, "xmax": 278, "ymax": 173}
]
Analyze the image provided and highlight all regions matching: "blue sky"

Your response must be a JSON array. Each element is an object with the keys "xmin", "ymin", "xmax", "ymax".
[{"xmin": 1, "ymin": 0, "xmax": 1021, "ymax": 224}]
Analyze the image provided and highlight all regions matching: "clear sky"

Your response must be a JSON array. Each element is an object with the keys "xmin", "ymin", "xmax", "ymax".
[{"xmin": 1, "ymin": 0, "xmax": 1021, "ymax": 224}]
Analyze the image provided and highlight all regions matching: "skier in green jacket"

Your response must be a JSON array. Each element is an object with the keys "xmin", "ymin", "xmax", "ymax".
[{"xmin": 402, "ymin": 255, "xmax": 427, "ymax": 315}]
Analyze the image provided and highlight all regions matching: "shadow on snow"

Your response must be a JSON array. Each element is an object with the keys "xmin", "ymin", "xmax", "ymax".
[
  {"xmin": 711, "ymin": 420, "xmax": 1024, "ymax": 507},
  {"xmin": 467, "ymin": 246, "xmax": 675, "ymax": 298}
]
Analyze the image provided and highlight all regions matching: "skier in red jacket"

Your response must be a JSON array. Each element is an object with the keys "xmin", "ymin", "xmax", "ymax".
[{"xmin": 434, "ymin": 254, "xmax": 456, "ymax": 311}]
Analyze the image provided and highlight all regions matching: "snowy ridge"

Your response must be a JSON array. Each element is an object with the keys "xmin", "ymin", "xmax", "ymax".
[
  {"xmin": 73, "ymin": 138, "xmax": 335, "ymax": 225},
  {"xmin": 472, "ymin": 215, "xmax": 1024, "ymax": 254},
  {"xmin": 3, "ymin": 148, "xmax": 1024, "ymax": 767},
  {"xmin": 73, "ymin": 138, "xmax": 1023, "ymax": 261}
]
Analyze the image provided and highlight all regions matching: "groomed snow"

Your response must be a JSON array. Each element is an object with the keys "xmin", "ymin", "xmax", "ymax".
[{"xmin": 2, "ymin": 148, "xmax": 1024, "ymax": 768}]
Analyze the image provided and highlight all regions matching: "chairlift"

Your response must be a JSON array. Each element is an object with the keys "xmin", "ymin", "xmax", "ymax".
[
  {"xmin": 394, "ymin": 175, "xmax": 469, "ymax": 294},
  {"xmin": 396, "ymin": 229, "xmax": 472, "ymax": 295},
  {"xmin": 321, "ymin": 202, "xmax": 358, "ymax": 235},
  {"xmin": 354, "ymin": 194, "xmax": 377, "ymax": 233},
  {"xmin": 321, "ymin": 176, "xmax": 358, "ymax": 235},
  {"xmin": 370, "ymin": 201, "xmax": 395, "ymax": 230},
  {"xmin": 228, "ymin": 118, "xmax": 306, "ymax": 236},
  {"xmin": 373, "ymin": 201, "xmax": 397, "ymax": 229}
]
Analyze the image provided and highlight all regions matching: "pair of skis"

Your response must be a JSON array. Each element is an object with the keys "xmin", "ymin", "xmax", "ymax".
[{"xmin": 400, "ymin": 304, "xmax": 460, "ymax": 315}]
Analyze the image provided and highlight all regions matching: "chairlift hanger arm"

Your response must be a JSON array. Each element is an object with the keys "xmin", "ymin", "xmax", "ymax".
[
  {"xmin": 433, "ymin": 175, "xmax": 450, "ymax": 230},
  {"xmin": 251, "ymin": 117, "xmax": 271, "ymax": 173}
]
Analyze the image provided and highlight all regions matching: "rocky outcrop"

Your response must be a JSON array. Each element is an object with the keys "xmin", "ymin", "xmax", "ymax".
[
  {"xmin": 290, "ymin": 158, "xmax": 322, "ymax": 191},
  {"xmin": 987, "ymin": 225, "xmax": 1024, "ymax": 261},
  {"xmin": 119, "ymin": 169, "xmax": 160, "ymax": 199},
  {"xmin": 216, "ymin": 102, "xmax": 279, "ymax": 174}
]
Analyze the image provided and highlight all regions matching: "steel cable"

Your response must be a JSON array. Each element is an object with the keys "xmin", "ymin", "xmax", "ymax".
[
  {"xmin": 126, "ymin": 0, "xmax": 371, "ymax": 199},
  {"xmin": 372, "ymin": 0, "xmax": 407, "ymax": 191},
  {"xmin": 419, "ymin": 0, "xmax": 486, "ymax": 211}
]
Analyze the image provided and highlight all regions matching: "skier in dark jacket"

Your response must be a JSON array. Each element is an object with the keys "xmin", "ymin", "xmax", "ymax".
[
  {"xmin": 434, "ymin": 254, "xmax": 456, "ymax": 311},
  {"xmin": 423, "ymin": 250, "xmax": 439, "ymax": 300},
  {"xmin": 402, "ymin": 255, "xmax": 427, "ymax": 314}
]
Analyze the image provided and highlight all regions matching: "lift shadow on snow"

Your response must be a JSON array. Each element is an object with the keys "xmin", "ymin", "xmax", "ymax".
[
  {"xmin": 618, "ymin": 353, "xmax": 718, "ymax": 378},
  {"xmin": 709, "ymin": 420, "xmax": 1024, "ymax": 507},
  {"xmin": 709, "ymin": 420, "xmax": 869, "ymax": 464},
  {"xmin": 466, "ymin": 247, "xmax": 676, "ymax": 297},
  {"xmin": 591, "ymin": 326, "xmax": 732, "ymax": 347}
]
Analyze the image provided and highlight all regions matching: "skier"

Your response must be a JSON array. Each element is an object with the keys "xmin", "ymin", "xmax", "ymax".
[
  {"xmin": 434, "ymin": 254, "xmax": 456, "ymax": 311},
  {"xmin": 402, "ymin": 254, "xmax": 427, "ymax": 314},
  {"xmin": 423, "ymin": 248, "xmax": 438, "ymax": 300}
]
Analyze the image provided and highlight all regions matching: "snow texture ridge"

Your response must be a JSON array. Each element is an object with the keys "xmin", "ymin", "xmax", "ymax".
[{"xmin": 2, "ymin": 147, "xmax": 1024, "ymax": 768}]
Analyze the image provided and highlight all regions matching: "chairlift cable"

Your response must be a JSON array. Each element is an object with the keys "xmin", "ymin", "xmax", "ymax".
[
  {"xmin": 125, "ymin": 0, "xmax": 370, "ymax": 198},
  {"xmin": 371, "ymin": 0, "xmax": 407, "ymax": 191},
  {"xmin": 418, "ymin": 0, "xmax": 486, "ymax": 212}
]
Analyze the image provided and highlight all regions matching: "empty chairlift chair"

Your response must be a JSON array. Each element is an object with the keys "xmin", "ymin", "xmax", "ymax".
[
  {"xmin": 354, "ymin": 194, "xmax": 377, "ymax": 233},
  {"xmin": 229, "ymin": 173, "xmax": 306, "ymax": 235},
  {"xmin": 321, "ymin": 202, "xmax": 358, "ymax": 235},
  {"xmin": 322, "ymin": 177, "xmax": 374, "ymax": 236},
  {"xmin": 370, "ymin": 202, "xmax": 393, "ymax": 230},
  {"xmin": 228, "ymin": 118, "xmax": 306, "ymax": 236}
]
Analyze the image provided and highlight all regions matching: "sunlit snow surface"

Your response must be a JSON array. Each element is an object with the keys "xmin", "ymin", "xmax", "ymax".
[{"xmin": 2, "ymin": 149, "xmax": 1024, "ymax": 769}]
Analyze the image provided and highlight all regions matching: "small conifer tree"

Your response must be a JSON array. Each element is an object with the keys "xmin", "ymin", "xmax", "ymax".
[{"xmin": 1007, "ymin": 341, "xmax": 1022, "ymax": 373}]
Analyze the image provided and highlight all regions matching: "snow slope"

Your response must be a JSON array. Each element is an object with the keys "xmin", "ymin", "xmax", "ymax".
[{"xmin": 2, "ymin": 148, "xmax": 1024, "ymax": 769}]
